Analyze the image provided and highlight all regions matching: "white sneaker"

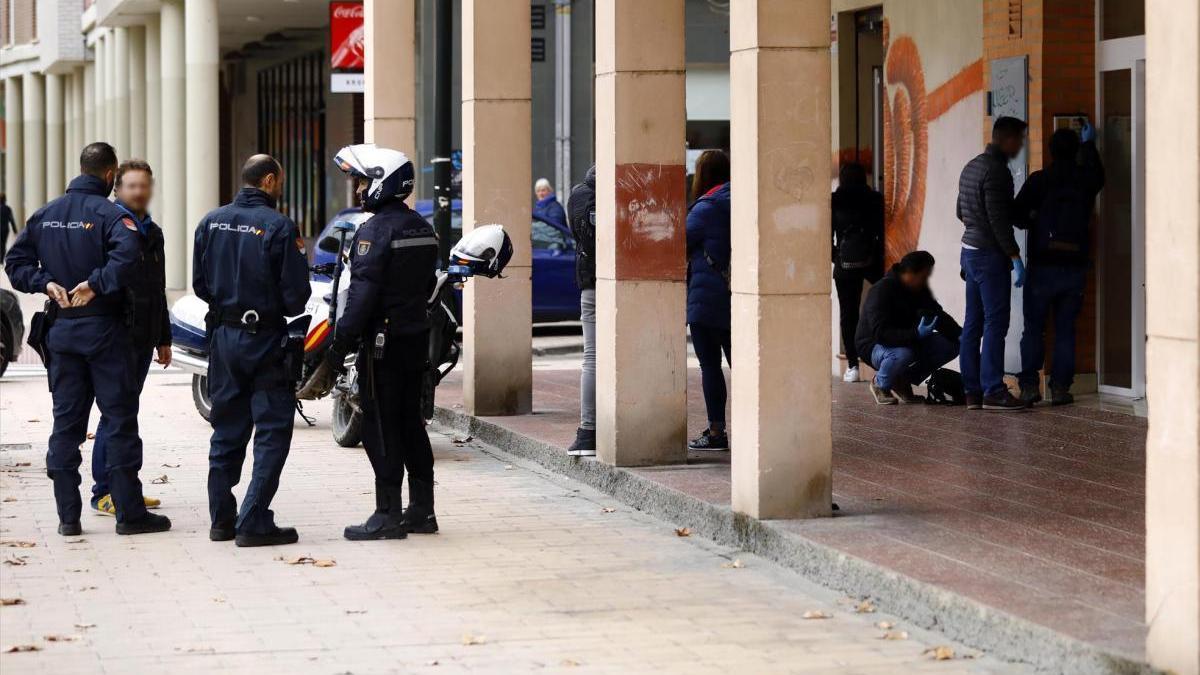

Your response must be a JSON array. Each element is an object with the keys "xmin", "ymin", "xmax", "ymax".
[{"xmin": 843, "ymin": 366, "xmax": 860, "ymax": 383}]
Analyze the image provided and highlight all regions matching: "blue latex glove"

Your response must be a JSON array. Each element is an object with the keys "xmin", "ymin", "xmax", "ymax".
[
  {"xmin": 917, "ymin": 315, "xmax": 939, "ymax": 338},
  {"xmin": 1080, "ymin": 120, "xmax": 1096, "ymax": 143},
  {"xmin": 1012, "ymin": 257, "xmax": 1026, "ymax": 288}
]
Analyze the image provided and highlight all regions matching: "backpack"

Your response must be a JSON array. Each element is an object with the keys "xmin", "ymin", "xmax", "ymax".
[
  {"xmin": 925, "ymin": 368, "xmax": 966, "ymax": 406},
  {"xmin": 1033, "ymin": 174, "xmax": 1091, "ymax": 258}
]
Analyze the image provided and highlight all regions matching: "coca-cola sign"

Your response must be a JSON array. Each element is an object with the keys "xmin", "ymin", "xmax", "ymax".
[{"xmin": 330, "ymin": 1, "xmax": 365, "ymax": 72}]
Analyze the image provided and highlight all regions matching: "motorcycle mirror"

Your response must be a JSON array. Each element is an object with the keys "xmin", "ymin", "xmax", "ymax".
[{"xmin": 318, "ymin": 235, "xmax": 341, "ymax": 253}]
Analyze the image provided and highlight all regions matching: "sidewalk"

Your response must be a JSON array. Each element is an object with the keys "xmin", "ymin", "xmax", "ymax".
[{"xmin": 0, "ymin": 371, "xmax": 1024, "ymax": 673}]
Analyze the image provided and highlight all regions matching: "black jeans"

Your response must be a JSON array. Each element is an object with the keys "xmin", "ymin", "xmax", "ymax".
[
  {"xmin": 834, "ymin": 267, "xmax": 874, "ymax": 367},
  {"xmin": 690, "ymin": 323, "xmax": 731, "ymax": 427},
  {"xmin": 358, "ymin": 331, "xmax": 434, "ymax": 491}
]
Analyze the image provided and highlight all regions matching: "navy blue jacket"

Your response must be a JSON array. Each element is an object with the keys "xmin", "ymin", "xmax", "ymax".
[
  {"xmin": 191, "ymin": 188, "xmax": 311, "ymax": 321},
  {"xmin": 4, "ymin": 174, "xmax": 140, "ymax": 308},
  {"xmin": 533, "ymin": 195, "xmax": 568, "ymax": 231},
  {"xmin": 686, "ymin": 182, "xmax": 731, "ymax": 329}
]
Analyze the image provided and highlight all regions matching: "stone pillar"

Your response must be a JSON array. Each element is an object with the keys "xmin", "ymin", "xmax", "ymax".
[
  {"xmin": 103, "ymin": 31, "xmax": 115, "ymax": 144},
  {"xmin": 114, "ymin": 27, "xmax": 131, "ymax": 157},
  {"xmin": 22, "ymin": 73, "xmax": 46, "ymax": 218},
  {"xmin": 729, "ymin": 0, "xmax": 832, "ymax": 519},
  {"xmin": 593, "ymin": 0, "xmax": 687, "ymax": 465},
  {"xmin": 72, "ymin": 67, "xmax": 85, "ymax": 163},
  {"xmin": 145, "ymin": 16, "xmax": 162, "ymax": 179},
  {"xmin": 161, "ymin": 0, "xmax": 187, "ymax": 288},
  {"xmin": 1145, "ymin": 1, "xmax": 1200, "ymax": 671},
  {"xmin": 4, "ymin": 77, "xmax": 23, "ymax": 227},
  {"xmin": 45, "ymin": 73, "xmax": 65, "ymax": 199},
  {"xmin": 363, "ymin": 0, "xmax": 416, "ymax": 157},
  {"xmin": 460, "ymin": 0, "xmax": 533, "ymax": 416},
  {"xmin": 83, "ymin": 62, "xmax": 95, "ymax": 146},
  {"xmin": 128, "ymin": 25, "xmax": 146, "ymax": 159},
  {"xmin": 62, "ymin": 73, "xmax": 74, "ymax": 186},
  {"xmin": 184, "ymin": 0, "xmax": 219, "ymax": 287}
]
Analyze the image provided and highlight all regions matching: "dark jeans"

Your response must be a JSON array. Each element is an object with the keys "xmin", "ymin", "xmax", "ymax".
[
  {"xmin": 1019, "ymin": 265, "xmax": 1086, "ymax": 391},
  {"xmin": 869, "ymin": 334, "xmax": 959, "ymax": 391},
  {"xmin": 960, "ymin": 248, "xmax": 1013, "ymax": 397},
  {"xmin": 92, "ymin": 347, "xmax": 154, "ymax": 500},
  {"xmin": 690, "ymin": 323, "xmax": 731, "ymax": 427},
  {"xmin": 357, "ymin": 332, "xmax": 434, "ymax": 492},
  {"xmin": 834, "ymin": 268, "xmax": 872, "ymax": 368}
]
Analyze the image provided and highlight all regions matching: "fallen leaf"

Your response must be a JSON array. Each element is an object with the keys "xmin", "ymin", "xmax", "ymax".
[
  {"xmin": 161, "ymin": 463, "xmax": 180, "ymax": 469},
  {"xmin": 600, "ymin": 507, "xmax": 616, "ymax": 513},
  {"xmin": 802, "ymin": 610, "xmax": 832, "ymax": 620},
  {"xmin": 674, "ymin": 527, "xmax": 691, "ymax": 537},
  {"xmin": 2, "ymin": 644, "xmax": 40, "ymax": 653},
  {"xmin": 875, "ymin": 620, "xmax": 894, "ymax": 630},
  {"xmin": 879, "ymin": 630, "xmax": 909, "ymax": 641},
  {"xmin": 461, "ymin": 633, "xmax": 486, "ymax": 646},
  {"xmin": 43, "ymin": 634, "xmax": 80, "ymax": 642},
  {"xmin": 7, "ymin": 462, "xmax": 30, "ymax": 467},
  {"xmin": 0, "ymin": 598, "xmax": 24, "ymax": 606},
  {"xmin": 212, "ymin": 597, "xmax": 226, "ymax": 604},
  {"xmin": 721, "ymin": 559, "xmax": 745, "ymax": 569},
  {"xmin": 2, "ymin": 497, "xmax": 16, "ymax": 503},
  {"xmin": 76, "ymin": 586, "xmax": 97, "ymax": 592},
  {"xmin": 73, "ymin": 623, "xmax": 95, "ymax": 630},
  {"xmin": 86, "ymin": 433, "xmax": 96, "ymax": 440},
  {"xmin": 0, "ymin": 541, "xmax": 36, "ymax": 548},
  {"xmin": 560, "ymin": 659, "xmax": 581, "ymax": 667},
  {"xmin": 425, "ymin": 660, "xmax": 440, "ymax": 666},
  {"xmin": 26, "ymin": 418, "xmax": 40, "ymax": 423},
  {"xmin": 4, "ymin": 555, "xmax": 28, "ymax": 566},
  {"xmin": 925, "ymin": 646, "xmax": 955, "ymax": 661},
  {"xmin": 313, "ymin": 559, "xmax": 337, "ymax": 568},
  {"xmin": 344, "ymin": 610, "xmax": 367, "ymax": 615},
  {"xmin": 855, "ymin": 600, "xmax": 876, "ymax": 614},
  {"xmin": 151, "ymin": 475, "xmax": 169, "ymax": 485},
  {"xmin": 64, "ymin": 539, "xmax": 87, "ymax": 544}
]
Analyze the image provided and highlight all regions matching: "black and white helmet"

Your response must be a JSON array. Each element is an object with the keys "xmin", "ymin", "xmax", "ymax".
[
  {"xmin": 333, "ymin": 143, "xmax": 415, "ymax": 210},
  {"xmin": 450, "ymin": 224, "xmax": 513, "ymax": 278}
]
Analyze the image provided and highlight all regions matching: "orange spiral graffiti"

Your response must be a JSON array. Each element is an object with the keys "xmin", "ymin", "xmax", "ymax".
[{"xmin": 878, "ymin": 20, "xmax": 984, "ymax": 267}]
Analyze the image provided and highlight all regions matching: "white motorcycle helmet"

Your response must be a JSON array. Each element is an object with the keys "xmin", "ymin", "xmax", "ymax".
[
  {"xmin": 450, "ymin": 224, "xmax": 513, "ymax": 278},
  {"xmin": 332, "ymin": 143, "xmax": 415, "ymax": 210}
]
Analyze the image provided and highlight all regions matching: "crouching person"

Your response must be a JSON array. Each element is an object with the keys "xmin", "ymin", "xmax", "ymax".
[{"xmin": 855, "ymin": 251, "xmax": 962, "ymax": 405}]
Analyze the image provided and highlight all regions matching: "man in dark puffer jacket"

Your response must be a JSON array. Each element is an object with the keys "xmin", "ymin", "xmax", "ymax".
[{"xmin": 956, "ymin": 116, "xmax": 1029, "ymax": 411}]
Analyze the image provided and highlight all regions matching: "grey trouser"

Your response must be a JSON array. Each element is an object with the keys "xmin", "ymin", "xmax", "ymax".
[{"xmin": 580, "ymin": 289, "xmax": 596, "ymax": 430}]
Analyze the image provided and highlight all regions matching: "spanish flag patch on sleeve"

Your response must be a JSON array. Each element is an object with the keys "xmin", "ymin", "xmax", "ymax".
[{"xmin": 123, "ymin": 217, "xmax": 138, "ymax": 231}]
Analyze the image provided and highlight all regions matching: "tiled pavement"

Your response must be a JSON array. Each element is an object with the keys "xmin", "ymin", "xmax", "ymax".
[
  {"xmin": 0, "ymin": 368, "xmax": 1026, "ymax": 673},
  {"xmin": 435, "ymin": 358, "xmax": 1148, "ymax": 661}
]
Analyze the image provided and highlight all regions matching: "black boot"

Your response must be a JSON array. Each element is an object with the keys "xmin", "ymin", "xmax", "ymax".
[
  {"xmin": 344, "ymin": 483, "xmax": 407, "ymax": 541},
  {"xmin": 116, "ymin": 511, "xmax": 172, "ymax": 535},
  {"xmin": 401, "ymin": 476, "xmax": 438, "ymax": 534},
  {"xmin": 235, "ymin": 525, "xmax": 299, "ymax": 547}
]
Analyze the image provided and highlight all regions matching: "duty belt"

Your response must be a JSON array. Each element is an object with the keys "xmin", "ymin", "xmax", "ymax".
[
  {"xmin": 57, "ymin": 301, "xmax": 122, "ymax": 320},
  {"xmin": 211, "ymin": 307, "xmax": 285, "ymax": 334}
]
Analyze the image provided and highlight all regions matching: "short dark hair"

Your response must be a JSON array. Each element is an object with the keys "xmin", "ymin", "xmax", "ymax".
[
  {"xmin": 80, "ymin": 142, "xmax": 119, "ymax": 177},
  {"xmin": 1048, "ymin": 128, "xmax": 1080, "ymax": 164},
  {"xmin": 897, "ymin": 250, "xmax": 936, "ymax": 274},
  {"xmin": 992, "ymin": 116, "xmax": 1029, "ymax": 143},
  {"xmin": 838, "ymin": 162, "xmax": 867, "ymax": 187},
  {"xmin": 241, "ymin": 154, "xmax": 282, "ymax": 188},
  {"xmin": 115, "ymin": 159, "xmax": 153, "ymax": 187}
]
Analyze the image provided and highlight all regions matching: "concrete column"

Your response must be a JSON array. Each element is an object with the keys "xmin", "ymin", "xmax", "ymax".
[
  {"xmin": 72, "ymin": 68, "xmax": 85, "ymax": 167},
  {"xmin": 161, "ymin": 0, "xmax": 187, "ymax": 288},
  {"xmin": 128, "ymin": 25, "xmax": 146, "ymax": 159},
  {"xmin": 4, "ymin": 77, "xmax": 23, "ymax": 227},
  {"xmin": 102, "ymin": 31, "xmax": 114, "ymax": 143},
  {"xmin": 114, "ymin": 27, "xmax": 131, "ymax": 157},
  {"xmin": 145, "ymin": 16, "xmax": 162, "ymax": 179},
  {"xmin": 45, "ymin": 73, "xmax": 65, "ymax": 199},
  {"xmin": 593, "ymin": 0, "xmax": 687, "ymax": 465},
  {"xmin": 83, "ymin": 62, "xmax": 95, "ymax": 146},
  {"xmin": 1145, "ymin": 1, "xmax": 1200, "ymax": 671},
  {"xmin": 461, "ymin": 0, "xmax": 533, "ymax": 415},
  {"xmin": 728, "ymin": 0, "xmax": 833, "ymax": 519},
  {"xmin": 363, "ymin": 0, "xmax": 416, "ymax": 157},
  {"xmin": 184, "ymin": 0, "xmax": 219, "ymax": 287},
  {"xmin": 62, "ymin": 73, "xmax": 74, "ymax": 186},
  {"xmin": 21, "ymin": 73, "xmax": 46, "ymax": 217}
]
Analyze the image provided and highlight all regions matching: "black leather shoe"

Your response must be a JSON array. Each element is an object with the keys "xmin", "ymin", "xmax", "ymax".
[
  {"xmin": 344, "ymin": 512, "xmax": 408, "ymax": 540},
  {"xmin": 402, "ymin": 478, "xmax": 439, "ymax": 534},
  {"xmin": 965, "ymin": 394, "xmax": 983, "ymax": 410},
  {"xmin": 58, "ymin": 522, "xmax": 82, "ymax": 537},
  {"xmin": 235, "ymin": 526, "xmax": 299, "ymax": 547},
  {"xmin": 115, "ymin": 512, "xmax": 172, "ymax": 535},
  {"xmin": 401, "ymin": 511, "xmax": 439, "ymax": 534},
  {"xmin": 982, "ymin": 391, "xmax": 1031, "ymax": 411},
  {"xmin": 209, "ymin": 523, "xmax": 236, "ymax": 542}
]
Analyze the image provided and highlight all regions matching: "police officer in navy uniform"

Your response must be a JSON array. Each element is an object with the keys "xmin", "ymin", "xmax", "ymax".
[
  {"xmin": 326, "ymin": 144, "xmax": 439, "ymax": 540},
  {"xmin": 193, "ymin": 154, "xmax": 311, "ymax": 547},
  {"xmin": 4, "ymin": 142, "xmax": 171, "ymax": 537}
]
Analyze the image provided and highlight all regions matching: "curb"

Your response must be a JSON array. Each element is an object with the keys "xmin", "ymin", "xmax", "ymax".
[{"xmin": 433, "ymin": 405, "xmax": 1156, "ymax": 675}]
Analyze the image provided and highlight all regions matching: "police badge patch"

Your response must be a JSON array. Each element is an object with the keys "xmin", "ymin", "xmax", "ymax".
[
  {"xmin": 357, "ymin": 240, "xmax": 372, "ymax": 256},
  {"xmin": 122, "ymin": 217, "xmax": 138, "ymax": 231}
]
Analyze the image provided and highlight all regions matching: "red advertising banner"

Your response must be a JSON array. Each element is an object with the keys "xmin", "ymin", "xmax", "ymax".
[{"xmin": 330, "ymin": 1, "xmax": 364, "ymax": 71}]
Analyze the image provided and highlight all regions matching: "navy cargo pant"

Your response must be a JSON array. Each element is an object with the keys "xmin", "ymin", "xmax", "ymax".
[
  {"xmin": 91, "ymin": 347, "xmax": 154, "ymax": 501},
  {"xmin": 206, "ymin": 325, "xmax": 294, "ymax": 535},
  {"xmin": 46, "ymin": 316, "xmax": 148, "ymax": 525},
  {"xmin": 357, "ymin": 331, "xmax": 434, "ymax": 490}
]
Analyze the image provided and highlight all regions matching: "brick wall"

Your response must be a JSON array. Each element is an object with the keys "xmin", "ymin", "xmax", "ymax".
[{"xmin": 983, "ymin": 0, "xmax": 1099, "ymax": 379}]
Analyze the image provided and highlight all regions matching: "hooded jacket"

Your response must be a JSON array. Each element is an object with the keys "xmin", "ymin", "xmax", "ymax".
[
  {"xmin": 686, "ymin": 182, "xmax": 731, "ymax": 329},
  {"xmin": 854, "ymin": 266, "xmax": 963, "ymax": 366},
  {"xmin": 566, "ymin": 166, "xmax": 596, "ymax": 290}
]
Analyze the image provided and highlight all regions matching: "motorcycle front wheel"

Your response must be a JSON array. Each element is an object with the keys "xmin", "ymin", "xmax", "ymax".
[
  {"xmin": 331, "ymin": 394, "xmax": 362, "ymax": 448},
  {"xmin": 192, "ymin": 374, "xmax": 212, "ymax": 421}
]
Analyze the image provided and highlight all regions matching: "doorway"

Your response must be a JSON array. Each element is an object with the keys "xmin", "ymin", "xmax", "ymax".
[
  {"xmin": 835, "ymin": 6, "xmax": 884, "ymax": 189},
  {"xmin": 1095, "ymin": 1, "xmax": 1146, "ymax": 397}
]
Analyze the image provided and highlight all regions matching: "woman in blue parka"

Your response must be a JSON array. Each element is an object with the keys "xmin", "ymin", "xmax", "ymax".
[
  {"xmin": 686, "ymin": 150, "xmax": 732, "ymax": 451},
  {"xmin": 533, "ymin": 178, "xmax": 568, "ymax": 230}
]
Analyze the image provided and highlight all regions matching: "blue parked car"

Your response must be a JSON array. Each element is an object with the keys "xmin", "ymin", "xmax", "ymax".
[{"xmin": 314, "ymin": 200, "xmax": 581, "ymax": 323}]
